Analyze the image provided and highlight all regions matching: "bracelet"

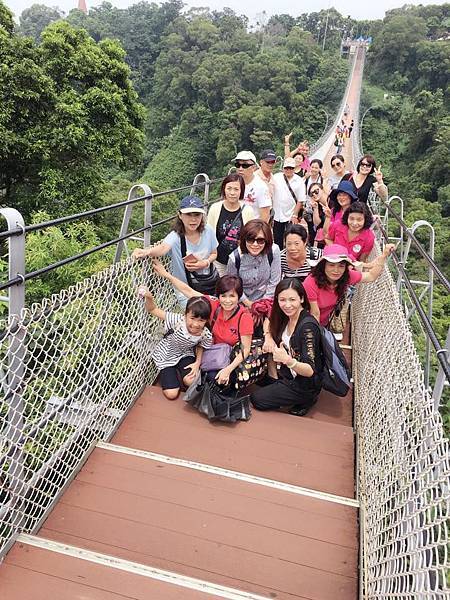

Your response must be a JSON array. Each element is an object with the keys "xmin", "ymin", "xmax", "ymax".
[{"xmin": 287, "ymin": 359, "xmax": 297, "ymax": 369}]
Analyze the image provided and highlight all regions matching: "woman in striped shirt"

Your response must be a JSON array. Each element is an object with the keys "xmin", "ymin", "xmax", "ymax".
[{"xmin": 280, "ymin": 224, "xmax": 322, "ymax": 281}]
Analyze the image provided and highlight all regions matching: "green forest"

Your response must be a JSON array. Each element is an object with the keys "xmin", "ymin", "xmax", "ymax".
[{"xmin": 0, "ymin": 1, "xmax": 449, "ymax": 404}]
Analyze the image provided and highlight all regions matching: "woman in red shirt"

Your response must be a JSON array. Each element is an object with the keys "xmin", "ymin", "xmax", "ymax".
[{"xmin": 152, "ymin": 260, "xmax": 253, "ymax": 387}]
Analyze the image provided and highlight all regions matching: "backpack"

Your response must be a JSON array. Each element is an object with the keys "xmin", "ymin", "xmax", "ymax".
[
  {"xmin": 302, "ymin": 315, "xmax": 351, "ymax": 397},
  {"xmin": 232, "ymin": 247, "xmax": 273, "ymax": 273}
]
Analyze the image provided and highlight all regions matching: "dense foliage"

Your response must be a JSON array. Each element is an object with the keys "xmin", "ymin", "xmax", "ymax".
[
  {"xmin": 358, "ymin": 4, "xmax": 449, "ymax": 426},
  {"xmin": 0, "ymin": 2, "xmax": 145, "ymax": 220}
]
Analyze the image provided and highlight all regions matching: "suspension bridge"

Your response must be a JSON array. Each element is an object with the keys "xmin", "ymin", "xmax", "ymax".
[{"xmin": 0, "ymin": 45, "xmax": 448, "ymax": 599}]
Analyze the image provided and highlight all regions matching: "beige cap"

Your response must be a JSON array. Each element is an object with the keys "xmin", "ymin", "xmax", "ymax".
[
  {"xmin": 233, "ymin": 150, "xmax": 257, "ymax": 163},
  {"xmin": 283, "ymin": 157, "xmax": 296, "ymax": 168}
]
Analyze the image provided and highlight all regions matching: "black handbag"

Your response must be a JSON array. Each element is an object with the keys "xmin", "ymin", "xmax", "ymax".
[
  {"xmin": 180, "ymin": 235, "xmax": 219, "ymax": 295},
  {"xmin": 184, "ymin": 376, "xmax": 251, "ymax": 423},
  {"xmin": 231, "ymin": 336, "xmax": 268, "ymax": 390}
]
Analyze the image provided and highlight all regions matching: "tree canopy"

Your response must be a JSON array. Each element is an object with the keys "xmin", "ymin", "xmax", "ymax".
[{"xmin": 0, "ymin": 4, "xmax": 145, "ymax": 219}]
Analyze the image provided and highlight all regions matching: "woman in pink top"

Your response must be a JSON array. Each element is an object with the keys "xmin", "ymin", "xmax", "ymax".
[
  {"xmin": 326, "ymin": 202, "xmax": 375, "ymax": 261},
  {"xmin": 303, "ymin": 243, "xmax": 395, "ymax": 326}
]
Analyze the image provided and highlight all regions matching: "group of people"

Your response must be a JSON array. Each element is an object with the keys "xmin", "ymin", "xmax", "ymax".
[{"xmin": 133, "ymin": 137, "xmax": 393, "ymax": 417}]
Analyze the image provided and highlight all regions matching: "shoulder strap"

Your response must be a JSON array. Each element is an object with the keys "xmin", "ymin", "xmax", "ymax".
[
  {"xmin": 233, "ymin": 248, "xmax": 241, "ymax": 273},
  {"xmin": 210, "ymin": 303, "xmax": 241, "ymax": 331},
  {"xmin": 210, "ymin": 305, "xmax": 221, "ymax": 330},
  {"xmin": 268, "ymin": 246, "xmax": 273, "ymax": 266},
  {"xmin": 283, "ymin": 174, "xmax": 298, "ymax": 203},
  {"xmin": 179, "ymin": 233, "xmax": 195, "ymax": 288},
  {"xmin": 180, "ymin": 234, "xmax": 187, "ymax": 258}
]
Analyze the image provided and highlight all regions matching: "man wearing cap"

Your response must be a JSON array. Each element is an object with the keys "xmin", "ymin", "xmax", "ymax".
[
  {"xmin": 254, "ymin": 149, "xmax": 277, "ymax": 199},
  {"xmin": 233, "ymin": 150, "xmax": 272, "ymax": 223},
  {"xmin": 271, "ymin": 157, "xmax": 306, "ymax": 249}
]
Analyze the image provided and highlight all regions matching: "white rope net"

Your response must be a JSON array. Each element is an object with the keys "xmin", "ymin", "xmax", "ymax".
[
  {"xmin": 0, "ymin": 256, "xmax": 177, "ymax": 555},
  {"xmin": 0, "ymin": 239, "xmax": 448, "ymax": 600},
  {"xmin": 352, "ymin": 246, "xmax": 449, "ymax": 598}
]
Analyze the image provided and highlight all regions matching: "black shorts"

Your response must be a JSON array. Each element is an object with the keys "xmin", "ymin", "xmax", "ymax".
[{"xmin": 160, "ymin": 356, "xmax": 196, "ymax": 390}]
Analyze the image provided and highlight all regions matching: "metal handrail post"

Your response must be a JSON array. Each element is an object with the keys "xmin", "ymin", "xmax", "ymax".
[
  {"xmin": 143, "ymin": 186, "xmax": 153, "ymax": 248},
  {"xmin": 190, "ymin": 173, "xmax": 211, "ymax": 200},
  {"xmin": 407, "ymin": 220, "xmax": 435, "ymax": 389},
  {"xmin": 385, "ymin": 196, "xmax": 405, "ymax": 296},
  {"xmin": 0, "ymin": 208, "xmax": 27, "ymax": 532},
  {"xmin": 114, "ymin": 184, "xmax": 153, "ymax": 263},
  {"xmin": 432, "ymin": 327, "xmax": 450, "ymax": 409}
]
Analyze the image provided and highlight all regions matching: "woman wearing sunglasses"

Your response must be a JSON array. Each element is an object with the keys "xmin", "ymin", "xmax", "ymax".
[
  {"xmin": 226, "ymin": 219, "xmax": 281, "ymax": 308},
  {"xmin": 306, "ymin": 183, "xmax": 332, "ymax": 246},
  {"xmin": 342, "ymin": 154, "xmax": 388, "ymax": 204},
  {"xmin": 328, "ymin": 154, "xmax": 349, "ymax": 190}
]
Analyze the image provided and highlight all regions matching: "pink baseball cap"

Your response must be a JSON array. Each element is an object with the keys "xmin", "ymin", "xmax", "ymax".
[{"xmin": 308, "ymin": 244, "xmax": 354, "ymax": 267}]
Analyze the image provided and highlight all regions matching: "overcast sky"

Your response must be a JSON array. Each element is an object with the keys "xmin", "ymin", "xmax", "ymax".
[{"xmin": 7, "ymin": 0, "xmax": 448, "ymax": 22}]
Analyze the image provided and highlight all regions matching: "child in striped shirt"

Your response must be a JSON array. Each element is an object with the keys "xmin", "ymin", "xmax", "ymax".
[{"xmin": 138, "ymin": 286, "xmax": 212, "ymax": 400}]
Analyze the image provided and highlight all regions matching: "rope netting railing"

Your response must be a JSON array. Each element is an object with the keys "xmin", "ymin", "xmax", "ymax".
[
  {"xmin": 352, "ymin": 244, "xmax": 450, "ymax": 598},
  {"xmin": 0, "ymin": 257, "xmax": 176, "ymax": 556}
]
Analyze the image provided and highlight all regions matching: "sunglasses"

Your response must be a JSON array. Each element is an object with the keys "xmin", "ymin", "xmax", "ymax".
[
  {"xmin": 310, "ymin": 189, "xmax": 320, "ymax": 196},
  {"xmin": 360, "ymin": 162, "xmax": 373, "ymax": 168},
  {"xmin": 247, "ymin": 237, "xmax": 266, "ymax": 246},
  {"xmin": 284, "ymin": 166, "xmax": 295, "ymax": 170},
  {"xmin": 263, "ymin": 160, "xmax": 276, "ymax": 164},
  {"xmin": 331, "ymin": 162, "xmax": 342, "ymax": 168},
  {"xmin": 235, "ymin": 162, "xmax": 254, "ymax": 169}
]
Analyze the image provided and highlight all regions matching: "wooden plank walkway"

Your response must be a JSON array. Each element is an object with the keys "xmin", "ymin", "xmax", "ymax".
[
  {"xmin": 0, "ymin": 50, "xmax": 364, "ymax": 600},
  {"xmin": 0, "ymin": 356, "xmax": 358, "ymax": 600}
]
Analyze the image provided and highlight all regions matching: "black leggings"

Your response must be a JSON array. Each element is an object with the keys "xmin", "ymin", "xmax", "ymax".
[{"xmin": 251, "ymin": 377, "xmax": 319, "ymax": 411}]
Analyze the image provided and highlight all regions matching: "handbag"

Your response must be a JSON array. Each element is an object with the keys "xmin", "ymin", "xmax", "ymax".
[
  {"xmin": 201, "ymin": 305, "xmax": 240, "ymax": 372},
  {"xmin": 230, "ymin": 312, "xmax": 268, "ymax": 390},
  {"xmin": 231, "ymin": 336, "xmax": 268, "ymax": 390},
  {"xmin": 184, "ymin": 376, "xmax": 251, "ymax": 422},
  {"xmin": 180, "ymin": 235, "xmax": 219, "ymax": 295},
  {"xmin": 326, "ymin": 293, "xmax": 348, "ymax": 331},
  {"xmin": 200, "ymin": 343, "xmax": 232, "ymax": 371}
]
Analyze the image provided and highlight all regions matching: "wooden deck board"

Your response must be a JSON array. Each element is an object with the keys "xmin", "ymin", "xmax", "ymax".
[
  {"xmin": 112, "ymin": 387, "xmax": 355, "ymax": 499},
  {"xmin": 76, "ymin": 448, "xmax": 358, "ymax": 545},
  {"xmin": 0, "ymin": 380, "xmax": 358, "ymax": 599},
  {"xmin": 2, "ymin": 545, "xmax": 222, "ymax": 599}
]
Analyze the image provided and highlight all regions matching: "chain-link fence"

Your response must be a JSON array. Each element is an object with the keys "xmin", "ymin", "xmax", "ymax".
[
  {"xmin": 0, "ymin": 256, "xmax": 177, "ymax": 556},
  {"xmin": 352, "ymin": 245, "xmax": 450, "ymax": 598}
]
